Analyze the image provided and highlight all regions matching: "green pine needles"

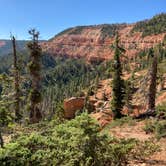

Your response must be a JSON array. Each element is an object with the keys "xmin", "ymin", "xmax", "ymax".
[
  {"xmin": 111, "ymin": 35, "xmax": 125, "ymax": 119},
  {"xmin": 27, "ymin": 29, "xmax": 42, "ymax": 123}
]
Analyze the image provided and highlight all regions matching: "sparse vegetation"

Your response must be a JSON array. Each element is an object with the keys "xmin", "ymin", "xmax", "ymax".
[
  {"xmin": 132, "ymin": 13, "xmax": 166, "ymax": 37},
  {"xmin": 0, "ymin": 114, "xmax": 159, "ymax": 166},
  {"xmin": 101, "ymin": 24, "xmax": 126, "ymax": 39},
  {"xmin": 143, "ymin": 118, "xmax": 166, "ymax": 140}
]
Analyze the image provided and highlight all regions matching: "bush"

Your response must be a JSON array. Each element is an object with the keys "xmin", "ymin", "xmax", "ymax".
[
  {"xmin": 107, "ymin": 117, "xmax": 136, "ymax": 129},
  {"xmin": 143, "ymin": 119, "xmax": 156, "ymax": 134},
  {"xmin": 131, "ymin": 138, "xmax": 159, "ymax": 160},
  {"xmin": 143, "ymin": 119, "xmax": 166, "ymax": 140},
  {"xmin": 156, "ymin": 103, "xmax": 166, "ymax": 119},
  {"xmin": 0, "ymin": 113, "xmax": 159, "ymax": 165},
  {"xmin": 155, "ymin": 121, "xmax": 166, "ymax": 140}
]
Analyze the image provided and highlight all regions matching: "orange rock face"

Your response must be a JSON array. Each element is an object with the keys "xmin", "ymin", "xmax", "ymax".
[
  {"xmin": 91, "ymin": 110, "xmax": 113, "ymax": 127},
  {"xmin": 41, "ymin": 24, "xmax": 166, "ymax": 61},
  {"xmin": 64, "ymin": 97, "xmax": 85, "ymax": 119}
]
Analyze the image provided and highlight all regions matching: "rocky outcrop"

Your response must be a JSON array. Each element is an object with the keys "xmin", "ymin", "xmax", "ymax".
[
  {"xmin": 41, "ymin": 24, "xmax": 166, "ymax": 62},
  {"xmin": 91, "ymin": 110, "xmax": 113, "ymax": 127},
  {"xmin": 63, "ymin": 97, "xmax": 85, "ymax": 119}
]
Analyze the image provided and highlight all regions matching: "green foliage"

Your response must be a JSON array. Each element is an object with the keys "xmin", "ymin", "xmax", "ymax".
[
  {"xmin": 101, "ymin": 24, "xmax": 126, "ymax": 39},
  {"xmin": 29, "ymin": 89, "xmax": 42, "ymax": 104},
  {"xmin": 111, "ymin": 35, "xmax": 125, "ymax": 119},
  {"xmin": 68, "ymin": 26, "xmax": 86, "ymax": 35},
  {"xmin": 143, "ymin": 119, "xmax": 166, "ymax": 140},
  {"xmin": 42, "ymin": 57, "xmax": 112, "ymax": 116},
  {"xmin": 0, "ymin": 74, "xmax": 13, "ymax": 127},
  {"xmin": 155, "ymin": 121, "xmax": 166, "ymax": 139},
  {"xmin": 156, "ymin": 102, "xmax": 166, "ymax": 118},
  {"xmin": 103, "ymin": 117, "xmax": 136, "ymax": 132},
  {"xmin": 132, "ymin": 13, "xmax": 166, "ymax": 37},
  {"xmin": 0, "ymin": 107, "xmax": 12, "ymax": 126},
  {"xmin": 27, "ymin": 29, "xmax": 42, "ymax": 123},
  {"xmin": 0, "ymin": 113, "xmax": 158, "ymax": 166},
  {"xmin": 28, "ymin": 61, "xmax": 41, "ymax": 73},
  {"xmin": 131, "ymin": 139, "xmax": 159, "ymax": 160},
  {"xmin": 0, "ymin": 53, "xmax": 114, "ymax": 120},
  {"xmin": 124, "ymin": 80, "xmax": 133, "ymax": 110},
  {"xmin": 143, "ymin": 120, "xmax": 156, "ymax": 134}
]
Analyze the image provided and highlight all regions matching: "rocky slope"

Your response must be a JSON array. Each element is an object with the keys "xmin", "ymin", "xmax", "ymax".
[{"xmin": 41, "ymin": 14, "xmax": 166, "ymax": 62}]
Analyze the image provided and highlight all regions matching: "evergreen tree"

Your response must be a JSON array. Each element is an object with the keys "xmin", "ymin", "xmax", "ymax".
[
  {"xmin": 148, "ymin": 47, "xmax": 158, "ymax": 111},
  {"xmin": 27, "ymin": 29, "xmax": 42, "ymax": 123},
  {"xmin": 111, "ymin": 34, "xmax": 125, "ymax": 119},
  {"xmin": 0, "ymin": 74, "xmax": 13, "ymax": 148}
]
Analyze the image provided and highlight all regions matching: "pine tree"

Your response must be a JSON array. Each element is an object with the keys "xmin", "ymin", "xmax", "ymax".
[
  {"xmin": 0, "ymin": 74, "xmax": 13, "ymax": 148},
  {"xmin": 148, "ymin": 47, "xmax": 158, "ymax": 111},
  {"xmin": 11, "ymin": 36, "xmax": 21, "ymax": 122},
  {"xmin": 27, "ymin": 29, "xmax": 42, "ymax": 123},
  {"xmin": 111, "ymin": 34, "xmax": 125, "ymax": 119}
]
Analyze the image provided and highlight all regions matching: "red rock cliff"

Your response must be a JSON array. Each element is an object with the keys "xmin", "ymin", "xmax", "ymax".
[{"xmin": 41, "ymin": 24, "xmax": 166, "ymax": 62}]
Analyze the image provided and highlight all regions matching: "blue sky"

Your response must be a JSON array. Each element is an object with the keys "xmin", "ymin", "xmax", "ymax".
[{"xmin": 0, "ymin": 0, "xmax": 165, "ymax": 40}]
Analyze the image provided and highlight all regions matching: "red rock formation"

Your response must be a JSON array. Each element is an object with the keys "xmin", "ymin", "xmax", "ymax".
[
  {"xmin": 91, "ymin": 110, "xmax": 113, "ymax": 127},
  {"xmin": 64, "ymin": 97, "xmax": 85, "ymax": 119},
  {"xmin": 41, "ymin": 24, "xmax": 166, "ymax": 62}
]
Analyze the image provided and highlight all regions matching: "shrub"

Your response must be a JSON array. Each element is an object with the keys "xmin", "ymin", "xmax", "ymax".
[
  {"xmin": 143, "ymin": 119, "xmax": 166, "ymax": 140},
  {"xmin": 131, "ymin": 138, "xmax": 159, "ymax": 160},
  {"xmin": 107, "ymin": 117, "xmax": 136, "ymax": 129},
  {"xmin": 143, "ymin": 119, "xmax": 156, "ymax": 134},
  {"xmin": 0, "ymin": 113, "xmax": 159, "ymax": 165},
  {"xmin": 156, "ymin": 103, "xmax": 166, "ymax": 119},
  {"xmin": 155, "ymin": 121, "xmax": 166, "ymax": 140}
]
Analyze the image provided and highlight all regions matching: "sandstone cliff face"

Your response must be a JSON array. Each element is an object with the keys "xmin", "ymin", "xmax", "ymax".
[{"xmin": 41, "ymin": 24, "xmax": 166, "ymax": 61}]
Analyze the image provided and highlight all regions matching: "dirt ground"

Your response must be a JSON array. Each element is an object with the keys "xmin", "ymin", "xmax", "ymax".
[{"xmin": 110, "ymin": 121, "xmax": 166, "ymax": 166}]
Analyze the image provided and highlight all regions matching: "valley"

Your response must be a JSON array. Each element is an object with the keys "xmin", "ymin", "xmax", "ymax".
[{"xmin": 0, "ymin": 12, "xmax": 166, "ymax": 166}]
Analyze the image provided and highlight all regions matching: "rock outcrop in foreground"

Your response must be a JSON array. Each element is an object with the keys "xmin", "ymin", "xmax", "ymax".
[{"xmin": 64, "ymin": 97, "xmax": 85, "ymax": 119}]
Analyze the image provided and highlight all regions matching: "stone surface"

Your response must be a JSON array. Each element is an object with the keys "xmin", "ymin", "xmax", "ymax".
[{"xmin": 64, "ymin": 97, "xmax": 85, "ymax": 119}]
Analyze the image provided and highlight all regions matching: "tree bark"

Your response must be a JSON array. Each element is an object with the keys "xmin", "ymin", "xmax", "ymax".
[{"xmin": 12, "ymin": 36, "xmax": 20, "ymax": 122}]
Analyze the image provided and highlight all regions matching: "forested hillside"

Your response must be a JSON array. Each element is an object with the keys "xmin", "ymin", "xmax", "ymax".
[
  {"xmin": 132, "ymin": 13, "xmax": 166, "ymax": 36},
  {"xmin": 0, "ymin": 14, "xmax": 166, "ymax": 165},
  {"xmin": 0, "ymin": 40, "xmax": 27, "ymax": 56}
]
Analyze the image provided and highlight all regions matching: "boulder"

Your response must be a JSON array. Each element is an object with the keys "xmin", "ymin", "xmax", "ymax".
[{"xmin": 64, "ymin": 97, "xmax": 85, "ymax": 119}]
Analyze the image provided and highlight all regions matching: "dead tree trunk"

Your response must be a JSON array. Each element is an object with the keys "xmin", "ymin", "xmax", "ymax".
[{"xmin": 12, "ymin": 36, "xmax": 21, "ymax": 122}]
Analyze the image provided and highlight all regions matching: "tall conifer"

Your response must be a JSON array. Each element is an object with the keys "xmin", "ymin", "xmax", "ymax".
[
  {"xmin": 27, "ymin": 29, "xmax": 42, "ymax": 123},
  {"xmin": 148, "ymin": 47, "xmax": 158, "ymax": 111},
  {"xmin": 111, "ymin": 35, "xmax": 125, "ymax": 119}
]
